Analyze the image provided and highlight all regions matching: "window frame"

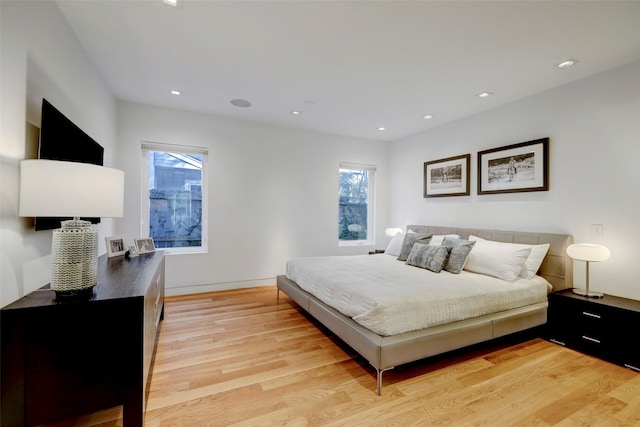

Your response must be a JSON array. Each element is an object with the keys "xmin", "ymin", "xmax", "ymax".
[
  {"xmin": 338, "ymin": 162, "xmax": 376, "ymax": 247},
  {"xmin": 141, "ymin": 141, "xmax": 208, "ymax": 254}
]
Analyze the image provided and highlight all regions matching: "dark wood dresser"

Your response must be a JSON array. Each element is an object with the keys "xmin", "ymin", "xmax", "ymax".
[
  {"xmin": 1, "ymin": 251, "xmax": 165, "ymax": 427},
  {"xmin": 547, "ymin": 288, "xmax": 640, "ymax": 372}
]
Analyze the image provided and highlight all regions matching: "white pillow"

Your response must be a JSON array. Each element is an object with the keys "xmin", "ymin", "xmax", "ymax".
[
  {"xmin": 464, "ymin": 237, "xmax": 531, "ymax": 281},
  {"xmin": 469, "ymin": 235, "xmax": 550, "ymax": 279},
  {"xmin": 428, "ymin": 234, "xmax": 460, "ymax": 246},
  {"xmin": 384, "ymin": 232, "xmax": 405, "ymax": 256}
]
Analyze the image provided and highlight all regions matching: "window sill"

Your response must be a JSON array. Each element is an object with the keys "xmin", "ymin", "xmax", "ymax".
[
  {"xmin": 162, "ymin": 248, "xmax": 208, "ymax": 256},
  {"xmin": 338, "ymin": 241, "xmax": 375, "ymax": 248}
]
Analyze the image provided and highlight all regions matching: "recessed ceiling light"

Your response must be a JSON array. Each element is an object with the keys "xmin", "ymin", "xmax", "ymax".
[
  {"xmin": 557, "ymin": 59, "xmax": 578, "ymax": 69},
  {"xmin": 377, "ymin": 127, "xmax": 386, "ymax": 131},
  {"xmin": 170, "ymin": 90, "xmax": 180, "ymax": 96},
  {"xmin": 230, "ymin": 99, "xmax": 252, "ymax": 108},
  {"xmin": 423, "ymin": 114, "xmax": 433, "ymax": 120},
  {"xmin": 477, "ymin": 91, "xmax": 493, "ymax": 98},
  {"xmin": 291, "ymin": 110, "xmax": 301, "ymax": 115},
  {"xmin": 163, "ymin": 0, "xmax": 178, "ymax": 6}
]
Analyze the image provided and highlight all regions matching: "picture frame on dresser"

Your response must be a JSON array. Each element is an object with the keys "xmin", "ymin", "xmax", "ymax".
[
  {"xmin": 135, "ymin": 238, "xmax": 156, "ymax": 254},
  {"xmin": 477, "ymin": 137, "xmax": 549, "ymax": 195},
  {"xmin": 423, "ymin": 154, "xmax": 471, "ymax": 198},
  {"xmin": 105, "ymin": 236, "xmax": 126, "ymax": 257}
]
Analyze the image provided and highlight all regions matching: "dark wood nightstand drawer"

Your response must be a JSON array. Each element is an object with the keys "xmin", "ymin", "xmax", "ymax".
[
  {"xmin": 548, "ymin": 295, "xmax": 607, "ymax": 347},
  {"xmin": 608, "ymin": 307, "xmax": 640, "ymax": 371},
  {"xmin": 546, "ymin": 289, "xmax": 640, "ymax": 372}
]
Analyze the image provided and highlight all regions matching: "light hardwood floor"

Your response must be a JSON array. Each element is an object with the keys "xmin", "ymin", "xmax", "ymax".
[{"xmin": 44, "ymin": 286, "xmax": 640, "ymax": 426}]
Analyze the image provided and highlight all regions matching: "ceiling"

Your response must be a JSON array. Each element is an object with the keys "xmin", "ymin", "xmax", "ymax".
[{"xmin": 56, "ymin": 1, "xmax": 640, "ymax": 142}]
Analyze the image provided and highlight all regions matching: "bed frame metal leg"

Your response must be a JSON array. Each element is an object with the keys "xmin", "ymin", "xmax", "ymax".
[
  {"xmin": 372, "ymin": 365, "xmax": 394, "ymax": 396},
  {"xmin": 276, "ymin": 287, "xmax": 280, "ymax": 303}
]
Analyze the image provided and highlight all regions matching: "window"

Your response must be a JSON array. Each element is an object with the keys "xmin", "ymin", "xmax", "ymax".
[
  {"xmin": 141, "ymin": 142, "xmax": 208, "ymax": 253},
  {"xmin": 338, "ymin": 162, "xmax": 375, "ymax": 246}
]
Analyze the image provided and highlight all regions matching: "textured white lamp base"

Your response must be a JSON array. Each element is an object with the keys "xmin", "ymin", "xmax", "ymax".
[{"xmin": 51, "ymin": 219, "xmax": 98, "ymax": 295}]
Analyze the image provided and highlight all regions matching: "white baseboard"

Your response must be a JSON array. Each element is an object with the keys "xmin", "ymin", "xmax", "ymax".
[{"xmin": 164, "ymin": 277, "xmax": 276, "ymax": 297}]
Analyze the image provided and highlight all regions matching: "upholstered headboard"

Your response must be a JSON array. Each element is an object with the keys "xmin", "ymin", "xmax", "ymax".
[{"xmin": 406, "ymin": 225, "xmax": 573, "ymax": 291}]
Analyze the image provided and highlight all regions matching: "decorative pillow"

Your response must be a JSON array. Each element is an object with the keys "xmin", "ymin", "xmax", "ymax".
[
  {"xmin": 405, "ymin": 243, "xmax": 450, "ymax": 273},
  {"xmin": 469, "ymin": 236, "xmax": 550, "ymax": 279},
  {"xmin": 463, "ymin": 238, "xmax": 532, "ymax": 281},
  {"xmin": 428, "ymin": 234, "xmax": 460, "ymax": 246},
  {"xmin": 384, "ymin": 232, "xmax": 405, "ymax": 256},
  {"xmin": 440, "ymin": 237, "xmax": 476, "ymax": 274},
  {"xmin": 397, "ymin": 234, "xmax": 432, "ymax": 261}
]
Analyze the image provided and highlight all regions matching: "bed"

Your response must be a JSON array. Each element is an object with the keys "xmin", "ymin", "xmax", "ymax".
[{"xmin": 276, "ymin": 225, "xmax": 573, "ymax": 395}]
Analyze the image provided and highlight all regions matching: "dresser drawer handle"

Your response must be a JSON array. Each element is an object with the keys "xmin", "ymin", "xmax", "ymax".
[
  {"xmin": 581, "ymin": 335, "xmax": 601, "ymax": 344},
  {"xmin": 549, "ymin": 339, "xmax": 566, "ymax": 346},
  {"xmin": 624, "ymin": 364, "xmax": 640, "ymax": 373},
  {"xmin": 582, "ymin": 311, "xmax": 601, "ymax": 319}
]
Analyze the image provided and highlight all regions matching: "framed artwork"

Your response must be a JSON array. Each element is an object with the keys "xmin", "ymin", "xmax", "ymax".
[
  {"xmin": 423, "ymin": 154, "xmax": 471, "ymax": 198},
  {"xmin": 105, "ymin": 236, "xmax": 126, "ymax": 257},
  {"xmin": 477, "ymin": 138, "xmax": 549, "ymax": 195},
  {"xmin": 135, "ymin": 238, "xmax": 156, "ymax": 254}
]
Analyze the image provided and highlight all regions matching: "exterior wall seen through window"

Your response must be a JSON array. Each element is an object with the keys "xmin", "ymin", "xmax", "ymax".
[
  {"xmin": 339, "ymin": 163, "xmax": 375, "ymax": 246},
  {"xmin": 142, "ymin": 144, "xmax": 208, "ymax": 253}
]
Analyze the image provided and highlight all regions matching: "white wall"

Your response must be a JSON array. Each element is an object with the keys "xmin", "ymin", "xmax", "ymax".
[
  {"xmin": 116, "ymin": 101, "xmax": 389, "ymax": 295},
  {"xmin": 0, "ymin": 1, "xmax": 116, "ymax": 307},
  {"xmin": 389, "ymin": 61, "xmax": 640, "ymax": 300}
]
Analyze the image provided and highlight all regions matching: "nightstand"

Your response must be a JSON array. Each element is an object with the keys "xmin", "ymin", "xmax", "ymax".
[{"xmin": 547, "ymin": 289, "xmax": 640, "ymax": 372}]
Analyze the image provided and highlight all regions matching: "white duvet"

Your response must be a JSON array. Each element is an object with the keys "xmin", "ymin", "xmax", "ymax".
[{"xmin": 286, "ymin": 254, "xmax": 551, "ymax": 336}]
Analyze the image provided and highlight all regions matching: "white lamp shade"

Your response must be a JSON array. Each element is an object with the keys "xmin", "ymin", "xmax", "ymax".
[
  {"xmin": 385, "ymin": 227, "xmax": 403, "ymax": 237},
  {"xmin": 566, "ymin": 243, "xmax": 610, "ymax": 262},
  {"xmin": 19, "ymin": 159, "xmax": 124, "ymax": 218}
]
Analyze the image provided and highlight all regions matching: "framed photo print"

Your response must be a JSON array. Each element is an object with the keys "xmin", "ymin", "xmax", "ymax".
[
  {"xmin": 424, "ymin": 154, "xmax": 471, "ymax": 198},
  {"xmin": 477, "ymin": 138, "xmax": 549, "ymax": 195},
  {"xmin": 135, "ymin": 238, "xmax": 156, "ymax": 254},
  {"xmin": 105, "ymin": 236, "xmax": 126, "ymax": 257},
  {"xmin": 127, "ymin": 245, "xmax": 139, "ymax": 258}
]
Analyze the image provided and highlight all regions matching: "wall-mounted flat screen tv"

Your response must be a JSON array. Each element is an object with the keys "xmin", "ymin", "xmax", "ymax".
[{"xmin": 35, "ymin": 98, "xmax": 105, "ymax": 231}]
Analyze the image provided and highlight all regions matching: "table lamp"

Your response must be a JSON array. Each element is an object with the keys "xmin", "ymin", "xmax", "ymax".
[
  {"xmin": 19, "ymin": 160, "xmax": 125, "ymax": 297},
  {"xmin": 566, "ymin": 243, "xmax": 610, "ymax": 298},
  {"xmin": 385, "ymin": 227, "xmax": 403, "ymax": 237}
]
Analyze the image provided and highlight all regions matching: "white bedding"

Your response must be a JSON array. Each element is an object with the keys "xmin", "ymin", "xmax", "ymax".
[{"xmin": 286, "ymin": 254, "xmax": 551, "ymax": 336}]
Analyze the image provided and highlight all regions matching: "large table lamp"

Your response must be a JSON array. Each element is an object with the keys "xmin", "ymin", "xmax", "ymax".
[
  {"xmin": 566, "ymin": 243, "xmax": 610, "ymax": 298},
  {"xmin": 19, "ymin": 160, "xmax": 125, "ymax": 296}
]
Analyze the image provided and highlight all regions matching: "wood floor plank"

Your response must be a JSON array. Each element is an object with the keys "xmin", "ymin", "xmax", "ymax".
[{"xmin": 40, "ymin": 286, "xmax": 639, "ymax": 426}]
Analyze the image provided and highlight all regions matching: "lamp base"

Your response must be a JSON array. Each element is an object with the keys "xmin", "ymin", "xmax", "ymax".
[
  {"xmin": 51, "ymin": 219, "xmax": 98, "ymax": 293},
  {"xmin": 572, "ymin": 288, "xmax": 604, "ymax": 298}
]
